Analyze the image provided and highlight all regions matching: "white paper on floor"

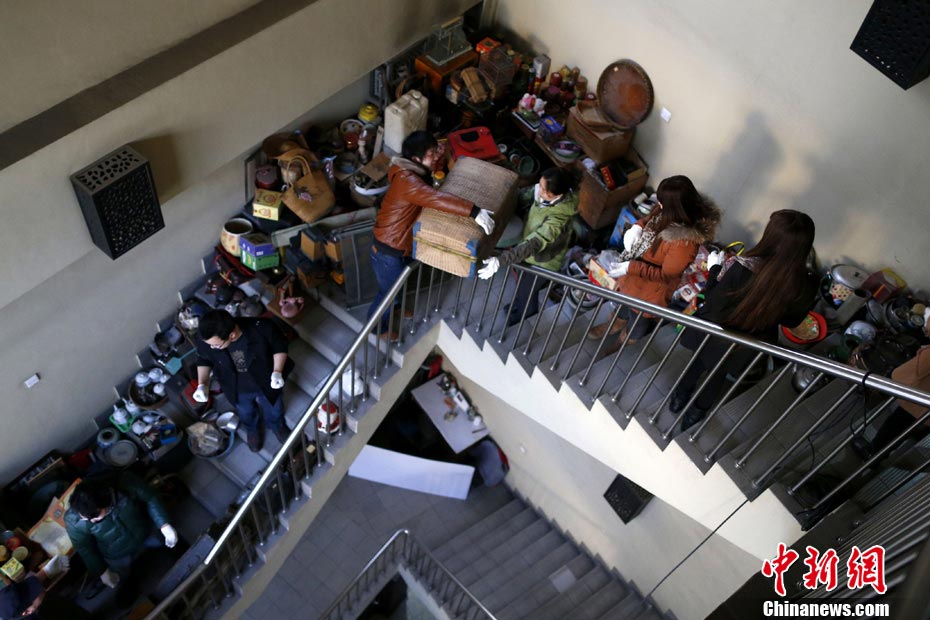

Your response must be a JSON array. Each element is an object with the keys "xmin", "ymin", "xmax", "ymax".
[{"xmin": 348, "ymin": 445, "xmax": 474, "ymax": 500}]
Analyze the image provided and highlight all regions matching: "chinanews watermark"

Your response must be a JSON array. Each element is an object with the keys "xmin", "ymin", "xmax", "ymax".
[{"xmin": 759, "ymin": 543, "xmax": 890, "ymax": 618}]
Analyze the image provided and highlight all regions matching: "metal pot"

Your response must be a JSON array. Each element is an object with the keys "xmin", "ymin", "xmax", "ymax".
[
  {"xmin": 823, "ymin": 264, "xmax": 868, "ymax": 307},
  {"xmin": 792, "ymin": 364, "xmax": 829, "ymax": 394},
  {"xmin": 216, "ymin": 412, "xmax": 239, "ymax": 433}
]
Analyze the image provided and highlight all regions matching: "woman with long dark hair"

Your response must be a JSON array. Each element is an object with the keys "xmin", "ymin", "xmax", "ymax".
[
  {"xmin": 588, "ymin": 175, "xmax": 720, "ymax": 349},
  {"xmin": 672, "ymin": 209, "xmax": 819, "ymax": 432}
]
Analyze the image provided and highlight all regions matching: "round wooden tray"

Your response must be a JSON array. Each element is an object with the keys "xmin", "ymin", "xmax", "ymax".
[{"xmin": 596, "ymin": 59, "xmax": 655, "ymax": 129}]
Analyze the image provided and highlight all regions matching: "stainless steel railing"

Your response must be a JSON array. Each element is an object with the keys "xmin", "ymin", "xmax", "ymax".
[
  {"xmin": 144, "ymin": 264, "xmax": 419, "ymax": 620},
  {"xmin": 320, "ymin": 529, "xmax": 497, "ymax": 620},
  {"xmin": 146, "ymin": 256, "xmax": 930, "ymax": 618}
]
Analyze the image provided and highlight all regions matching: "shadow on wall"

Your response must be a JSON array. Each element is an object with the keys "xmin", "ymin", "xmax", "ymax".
[
  {"xmin": 703, "ymin": 110, "xmax": 781, "ymax": 244},
  {"xmin": 135, "ymin": 134, "xmax": 181, "ymax": 204}
]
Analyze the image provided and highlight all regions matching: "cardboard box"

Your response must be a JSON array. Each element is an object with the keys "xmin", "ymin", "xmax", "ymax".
[
  {"xmin": 252, "ymin": 189, "xmax": 283, "ymax": 221},
  {"xmin": 324, "ymin": 239, "xmax": 343, "ymax": 263},
  {"xmin": 578, "ymin": 150, "xmax": 649, "ymax": 230},
  {"xmin": 239, "ymin": 233, "xmax": 275, "ymax": 257},
  {"xmin": 297, "ymin": 259, "xmax": 327, "ymax": 289},
  {"xmin": 300, "ymin": 229, "xmax": 325, "ymax": 262},
  {"xmin": 240, "ymin": 251, "xmax": 279, "ymax": 271}
]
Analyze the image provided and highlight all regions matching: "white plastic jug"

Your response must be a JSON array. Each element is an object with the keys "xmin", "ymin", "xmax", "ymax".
[{"xmin": 384, "ymin": 90, "xmax": 428, "ymax": 155}]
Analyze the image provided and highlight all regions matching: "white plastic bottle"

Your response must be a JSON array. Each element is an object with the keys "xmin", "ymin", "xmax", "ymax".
[{"xmin": 384, "ymin": 90, "xmax": 428, "ymax": 155}]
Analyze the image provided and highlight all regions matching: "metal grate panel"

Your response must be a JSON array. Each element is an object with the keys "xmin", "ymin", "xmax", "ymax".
[{"xmin": 851, "ymin": 0, "xmax": 930, "ymax": 89}]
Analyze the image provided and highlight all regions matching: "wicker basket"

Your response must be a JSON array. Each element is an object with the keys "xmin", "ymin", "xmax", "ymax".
[{"xmin": 413, "ymin": 158, "xmax": 518, "ymax": 277}]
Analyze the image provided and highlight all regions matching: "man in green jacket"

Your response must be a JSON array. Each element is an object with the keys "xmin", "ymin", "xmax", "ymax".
[
  {"xmin": 64, "ymin": 472, "xmax": 177, "ymax": 590},
  {"xmin": 478, "ymin": 167, "xmax": 578, "ymax": 326}
]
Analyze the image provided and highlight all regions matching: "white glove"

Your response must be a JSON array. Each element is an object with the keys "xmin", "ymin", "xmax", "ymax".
[
  {"xmin": 706, "ymin": 250, "xmax": 725, "ymax": 270},
  {"xmin": 42, "ymin": 554, "xmax": 70, "ymax": 580},
  {"xmin": 478, "ymin": 257, "xmax": 500, "ymax": 280},
  {"xmin": 101, "ymin": 569, "xmax": 120, "ymax": 588},
  {"xmin": 623, "ymin": 224, "xmax": 643, "ymax": 251},
  {"xmin": 270, "ymin": 371, "xmax": 285, "ymax": 389},
  {"xmin": 608, "ymin": 261, "xmax": 630, "ymax": 278},
  {"xmin": 474, "ymin": 209, "xmax": 495, "ymax": 236},
  {"xmin": 161, "ymin": 524, "xmax": 178, "ymax": 548},
  {"xmin": 192, "ymin": 383, "xmax": 208, "ymax": 403}
]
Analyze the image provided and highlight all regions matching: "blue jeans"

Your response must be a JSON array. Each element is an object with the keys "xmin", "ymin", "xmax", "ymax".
[
  {"xmin": 367, "ymin": 245, "xmax": 409, "ymax": 330},
  {"xmin": 236, "ymin": 390, "xmax": 285, "ymax": 435}
]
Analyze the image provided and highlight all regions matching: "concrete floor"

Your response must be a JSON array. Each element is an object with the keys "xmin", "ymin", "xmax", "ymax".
[{"xmin": 242, "ymin": 475, "xmax": 512, "ymax": 620}]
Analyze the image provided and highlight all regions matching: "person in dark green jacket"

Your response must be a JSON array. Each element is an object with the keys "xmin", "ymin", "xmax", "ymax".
[
  {"xmin": 64, "ymin": 472, "xmax": 177, "ymax": 589},
  {"xmin": 478, "ymin": 167, "xmax": 578, "ymax": 326}
]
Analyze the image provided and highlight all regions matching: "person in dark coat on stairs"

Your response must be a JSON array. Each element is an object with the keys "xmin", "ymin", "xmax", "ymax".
[
  {"xmin": 194, "ymin": 309, "xmax": 292, "ymax": 451},
  {"xmin": 671, "ymin": 209, "xmax": 819, "ymax": 433},
  {"xmin": 64, "ymin": 472, "xmax": 177, "ymax": 591}
]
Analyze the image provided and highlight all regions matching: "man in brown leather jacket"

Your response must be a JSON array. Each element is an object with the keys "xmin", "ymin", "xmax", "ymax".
[{"xmin": 368, "ymin": 131, "xmax": 494, "ymax": 336}]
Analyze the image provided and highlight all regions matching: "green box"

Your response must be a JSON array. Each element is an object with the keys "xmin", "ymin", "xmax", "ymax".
[{"xmin": 241, "ymin": 250, "xmax": 280, "ymax": 271}]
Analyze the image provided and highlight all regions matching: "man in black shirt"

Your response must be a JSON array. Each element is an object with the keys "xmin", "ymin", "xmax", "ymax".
[{"xmin": 194, "ymin": 310, "xmax": 291, "ymax": 451}]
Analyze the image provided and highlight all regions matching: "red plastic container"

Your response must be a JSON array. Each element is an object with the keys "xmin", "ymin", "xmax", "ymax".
[{"xmin": 448, "ymin": 127, "xmax": 501, "ymax": 161}]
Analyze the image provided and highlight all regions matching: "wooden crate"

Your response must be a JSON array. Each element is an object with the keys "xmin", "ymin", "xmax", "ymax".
[
  {"xmin": 566, "ymin": 105, "xmax": 634, "ymax": 165},
  {"xmin": 578, "ymin": 151, "xmax": 649, "ymax": 230}
]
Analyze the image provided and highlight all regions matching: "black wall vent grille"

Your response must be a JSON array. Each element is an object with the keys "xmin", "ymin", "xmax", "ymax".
[
  {"xmin": 604, "ymin": 474, "xmax": 653, "ymax": 523},
  {"xmin": 851, "ymin": 0, "xmax": 930, "ymax": 90},
  {"xmin": 70, "ymin": 145, "xmax": 163, "ymax": 259}
]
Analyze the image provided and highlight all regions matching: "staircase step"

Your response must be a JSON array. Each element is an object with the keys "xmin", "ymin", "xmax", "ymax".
[
  {"xmin": 179, "ymin": 458, "xmax": 240, "ymax": 519},
  {"xmin": 461, "ymin": 273, "xmax": 517, "ymax": 350},
  {"xmin": 616, "ymin": 348, "xmax": 694, "ymax": 432},
  {"xmin": 528, "ymin": 566, "xmax": 612, "ymax": 620},
  {"xmin": 434, "ymin": 501, "xmax": 532, "ymax": 563},
  {"xmin": 294, "ymin": 304, "xmax": 366, "ymax": 365},
  {"xmin": 467, "ymin": 530, "xmax": 565, "ymax": 599},
  {"xmin": 288, "ymin": 339, "xmax": 336, "ymax": 397},
  {"xmin": 600, "ymin": 591, "xmax": 652, "ymax": 620},
  {"xmin": 480, "ymin": 542, "xmax": 583, "ymax": 613},
  {"xmin": 572, "ymin": 580, "xmax": 629, "ymax": 620},
  {"xmin": 673, "ymin": 372, "xmax": 787, "ymax": 473},
  {"xmin": 211, "ymin": 437, "xmax": 271, "ymax": 487},
  {"xmin": 449, "ymin": 515, "xmax": 550, "ymax": 582},
  {"xmin": 535, "ymin": 303, "xmax": 617, "ymax": 390},
  {"xmin": 496, "ymin": 553, "xmax": 597, "ymax": 620},
  {"xmin": 717, "ymin": 378, "xmax": 860, "ymax": 501}
]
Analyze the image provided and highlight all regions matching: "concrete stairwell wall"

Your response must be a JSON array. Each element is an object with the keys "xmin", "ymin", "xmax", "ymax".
[{"xmin": 0, "ymin": 0, "xmax": 479, "ymax": 483}]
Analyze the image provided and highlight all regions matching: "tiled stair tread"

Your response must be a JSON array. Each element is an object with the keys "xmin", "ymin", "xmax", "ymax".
[
  {"xmin": 433, "ymin": 499, "xmax": 526, "ymax": 560},
  {"xmin": 436, "ymin": 500, "xmax": 538, "ymax": 562},
  {"xmin": 295, "ymin": 304, "xmax": 367, "ymax": 363},
  {"xmin": 212, "ymin": 438, "xmax": 271, "ymax": 487},
  {"xmin": 674, "ymin": 373, "xmax": 787, "ymax": 468},
  {"xmin": 534, "ymin": 304, "xmax": 618, "ymax": 383},
  {"xmin": 179, "ymin": 458, "xmax": 239, "ymax": 518},
  {"xmin": 571, "ymin": 580, "xmax": 630, "ymax": 620},
  {"xmin": 173, "ymin": 493, "xmax": 217, "ymax": 548},
  {"xmin": 288, "ymin": 339, "xmax": 336, "ymax": 394},
  {"xmin": 599, "ymin": 590, "xmax": 651, "ymax": 619},
  {"xmin": 565, "ymin": 339, "xmax": 664, "ymax": 408},
  {"xmin": 448, "ymin": 516, "xmax": 550, "ymax": 579},
  {"xmin": 480, "ymin": 544, "xmax": 584, "ymax": 613},
  {"xmin": 726, "ymin": 380, "xmax": 863, "ymax": 485},
  {"xmin": 853, "ymin": 467, "xmax": 915, "ymax": 506},
  {"xmin": 496, "ymin": 554, "xmax": 597, "ymax": 620},
  {"xmin": 529, "ymin": 567, "xmax": 613, "ymax": 620},
  {"xmin": 439, "ymin": 508, "xmax": 539, "ymax": 571},
  {"xmin": 616, "ymin": 348, "xmax": 695, "ymax": 418},
  {"xmin": 466, "ymin": 529, "xmax": 565, "ymax": 596}
]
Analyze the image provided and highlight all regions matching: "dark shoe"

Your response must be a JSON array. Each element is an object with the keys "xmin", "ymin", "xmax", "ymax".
[
  {"xmin": 247, "ymin": 431, "xmax": 263, "ymax": 452},
  {"xmin": 669, "ymin": 390, "xmax": 692, "ymax": 414},
  {"xmin": 679, "ymin": 407, "xmax": 708, "ymax": 434},
  {"xmin": 851, "ymin": 436, "xmax": 874, "ymax": 462},
  {"xmin": 273, "ymin": 424, "xmax": 292, "ymax": 444},
  {"xmin": 588, "ymin": 319, "xmax": 627, "ymax": 341}
]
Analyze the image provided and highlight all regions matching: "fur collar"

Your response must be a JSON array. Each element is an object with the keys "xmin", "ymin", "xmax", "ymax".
[
  {"xmin": 390, "ymin": 156, "xmax": 427, "ymax": 176},
  {"xmin": 658, "ymin": 201, "xmax": 721, "ymax": 244}
]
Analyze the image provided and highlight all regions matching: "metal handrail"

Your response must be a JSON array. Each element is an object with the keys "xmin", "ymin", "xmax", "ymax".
[
  {"xmin": 145, "ymin": 256, "xmax": 930, "ymax": 618},
  {"xmin": 144, "ymin": 265, "xmax": 418, "ymax": 619},
  {"xmin": 510, "ymin": 263, "xmax": 930, "ymax": 410},
  {"xmin": 320, "ymin": 529, "xmax": 498, "ymax": 620}
]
